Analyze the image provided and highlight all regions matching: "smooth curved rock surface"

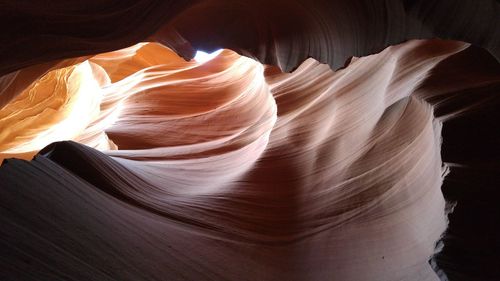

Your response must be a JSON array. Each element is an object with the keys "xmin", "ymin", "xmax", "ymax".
[
  {"xmin": 0, "ymin": 1, "xmax": 499, "ymax": 280},
  {"xmin": 0, "ymin": 38, "xmax": 499, "ymax": 280}
]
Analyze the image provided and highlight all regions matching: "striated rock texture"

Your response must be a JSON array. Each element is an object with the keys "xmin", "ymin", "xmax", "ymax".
[
  {"xmin": 0, "ymin": 0, "xmax": 499, "ymax": 76},
  {"xmin": 0, "ymin": 1, "xmax": 499, "ymax": 280},
  {"xmin": 1, "ymin": 39, "xmax": 499, "ymax": 280}
]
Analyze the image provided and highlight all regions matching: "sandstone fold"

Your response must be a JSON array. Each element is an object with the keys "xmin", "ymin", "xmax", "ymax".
[{"xmin": 1, "ymin": 38, "xmax": 499, "ymax": 280}]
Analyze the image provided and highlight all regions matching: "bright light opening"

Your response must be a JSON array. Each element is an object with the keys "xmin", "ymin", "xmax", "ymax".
[{"xmin": 194, "ymin": 49, "xmax": 223, "ymax": 63}]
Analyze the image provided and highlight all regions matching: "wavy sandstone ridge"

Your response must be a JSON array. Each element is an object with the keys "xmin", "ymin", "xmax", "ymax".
[{"xmin": 1, "ymin": 38, "xmax": 499, "ymax": 280}]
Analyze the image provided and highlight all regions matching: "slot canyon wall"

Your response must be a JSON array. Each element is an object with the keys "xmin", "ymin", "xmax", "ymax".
[{"xmin": 0, "ymin": 1, "xmax": 499, "ymax": 280}]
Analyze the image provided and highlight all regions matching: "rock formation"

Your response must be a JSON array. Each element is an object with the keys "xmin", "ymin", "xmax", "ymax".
[{"xmin": 0, "ymin": 1, "xmax": 499, "ymax": 280}]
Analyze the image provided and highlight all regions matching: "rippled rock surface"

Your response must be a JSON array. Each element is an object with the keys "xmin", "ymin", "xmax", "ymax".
[{"xmin": 0, "ymin": 1, "xmax": 499, "ymax": 280}]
